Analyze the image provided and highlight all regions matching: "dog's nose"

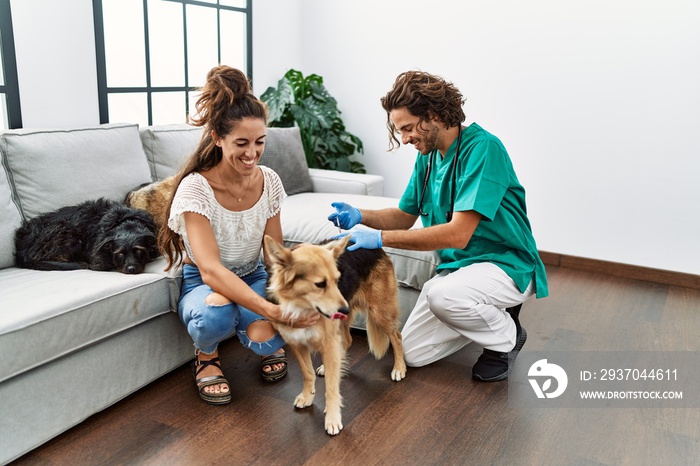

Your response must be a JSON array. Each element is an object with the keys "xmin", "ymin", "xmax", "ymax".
[
  {"xmin": 338, "ymin": 307, "xmax": 350, "ymax": 316},
  {"xmin": 124, "ymin": 265, "xmax": 137, "ymax": 274}
]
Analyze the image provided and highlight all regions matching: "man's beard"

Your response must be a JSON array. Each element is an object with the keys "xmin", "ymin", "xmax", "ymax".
[{"xmin": 417, "ymin": 121, "xmax": 440, "ymax": 155}]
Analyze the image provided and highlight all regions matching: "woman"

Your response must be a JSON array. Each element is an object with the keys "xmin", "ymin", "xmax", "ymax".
[{"xmin": 160, "ymin": 65, "xmax": 318, "ymax": 405}]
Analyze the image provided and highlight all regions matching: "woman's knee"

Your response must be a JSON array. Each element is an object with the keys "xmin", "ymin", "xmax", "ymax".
[
  {"xmin": 240, "ymin": 320, "xmax": 285, "ymax": 356},
  {"xmin": 205, "ymin": 292, "xmax": 231, "ymax": 307},
  {"xmin": 185, "ymin": 293, "xmax": 237, "ymax": 342},
  {"xmin": 247, "ymin": 320, "xmax": 276, "ymax": 342}
]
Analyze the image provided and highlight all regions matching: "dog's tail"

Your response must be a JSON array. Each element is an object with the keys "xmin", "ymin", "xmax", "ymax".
[{"xmin": 366, "ymin": 316, "xmax": 391, "ymax": 359}]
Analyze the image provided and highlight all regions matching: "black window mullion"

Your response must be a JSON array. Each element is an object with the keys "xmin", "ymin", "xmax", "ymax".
[
  {"xmin": 143, "ymin": 0, "xmax": 153, "ymax": 125},
  {"xmin": 183, "ymin": 1, "xmax": 190, "ymax": 118},
  {"xmin": 246, "ymin": 0, "xmax": 253, "ymax": 84},
  {"xmin": 92, "ymin": 0, "xmax": 109, "ymax": 124},
  {"xmin": 216, "ymin": 6, "xmax": 221, "ymax": 66},
  {"xmin": 1, "ymin": 0, "xmax": 23, "ymax": 129}
]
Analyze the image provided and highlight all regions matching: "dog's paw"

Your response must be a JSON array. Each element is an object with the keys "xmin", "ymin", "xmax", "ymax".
[
  {"xmin": 294, "ymin": 392, "xmax": 315, "ymax": 408},
  {"xmin": 325, "ymin": 413, "xmax": 343, "ymax": 436},
  {"xmin": 391, "ymin": 367, "xmax": 407, "ymax": 381},
  {"xmin": 315, "ymin": 364, "xmax": 325, "ymax": 377}
]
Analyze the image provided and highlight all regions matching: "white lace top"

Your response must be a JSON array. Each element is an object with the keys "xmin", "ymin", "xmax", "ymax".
[{"xmin": 168, "ymin": 166, "xmax": 286, "ymax": 276}]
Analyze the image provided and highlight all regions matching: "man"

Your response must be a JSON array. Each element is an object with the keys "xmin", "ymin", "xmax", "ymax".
[{"xmin": 328, "ymin": 70, "xmax": 548, "ymax": 381}]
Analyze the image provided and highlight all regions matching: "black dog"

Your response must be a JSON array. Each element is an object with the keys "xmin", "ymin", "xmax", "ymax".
[{"xmin": 14, "ymin": 198, "xmax": 159, "ymax": 274}]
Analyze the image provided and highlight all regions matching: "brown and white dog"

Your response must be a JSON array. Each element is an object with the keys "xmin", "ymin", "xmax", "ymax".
[
  {"xmin": 124, "ymin": 176, "xmax": 176, "ymax": 235},
  {"xmin": 264, "ymin": 235, "xmax": 406, "ymax": 435}
]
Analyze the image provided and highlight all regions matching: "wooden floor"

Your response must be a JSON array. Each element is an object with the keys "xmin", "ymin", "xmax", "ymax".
[{"xmin": 13, "ymin": 264, "xmax": 700, "ymax": 466}]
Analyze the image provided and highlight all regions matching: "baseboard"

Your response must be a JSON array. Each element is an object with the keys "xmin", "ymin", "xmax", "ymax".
[{"xmin": 539, "ymin": 251, "xmax": 700, "ymax": 290}]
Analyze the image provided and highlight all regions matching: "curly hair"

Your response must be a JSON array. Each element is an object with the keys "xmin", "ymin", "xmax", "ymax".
[
  {"xmin": 380, "ymin": 71, "xmax": 465, "ymax": 151},
  {"xmin": 158, "ymin": 65, "xmax": 268, "ymax": 270}
]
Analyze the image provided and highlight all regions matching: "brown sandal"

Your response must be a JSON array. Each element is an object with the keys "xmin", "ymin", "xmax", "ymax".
[{"xmin": 193, "ymin": 351, "xmax": 231, "ymax": 405}]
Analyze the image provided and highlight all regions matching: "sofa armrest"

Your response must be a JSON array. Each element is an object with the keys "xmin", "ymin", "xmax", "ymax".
[{"xmin": 308, "ymin": 168, "xmax": 384, "ymax": 196}]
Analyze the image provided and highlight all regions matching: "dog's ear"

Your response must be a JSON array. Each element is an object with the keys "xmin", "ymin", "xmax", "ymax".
[
  {"xmin": 91, "ymin": 237, "xmax": 116, "ymax": 270},
  {"xmin": 124, "ymin": 209, "xmax": 156, "ymax": 231},
  {"xmin": 94, "ymin": 237, "xmax": 114, "ymax": 253},
  {"xmin": 264, "ymin": 235, "xmax": 292, "ymax": 266},
  {"xmin": 98, "ymin": 205, "xmax": 124, "ymax": 232},
  {"xmin": 325, "ymin": 235, "xmax": 351, "ymax": 259},
  {"xmin": 101, "ymin": 203, "xmax": 156, "ymax": 233},
  {"xmin": 137, "ymin": 234, "xmax": 160, "ymax": 260}
]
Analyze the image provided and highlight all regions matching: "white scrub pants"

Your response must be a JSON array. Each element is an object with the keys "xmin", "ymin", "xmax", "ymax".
[{"xmin": 401, "ymin": 262, "xmax": 535, "ymax": 367}]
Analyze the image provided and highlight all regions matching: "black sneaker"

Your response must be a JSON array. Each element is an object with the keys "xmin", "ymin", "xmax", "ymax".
[
  {"xmin": 506, "ymin": 303, "xmax": 522, "ymax": 322},
  {"xmin": 472, "ymin": 307, "xmax": 527, "ymax": 382}
]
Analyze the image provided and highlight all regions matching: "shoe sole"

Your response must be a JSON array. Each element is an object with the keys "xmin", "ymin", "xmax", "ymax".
[
  {"xmin": 473, "ymin": 327, "xmax": 528, "ymax": 382},
  {"xmin": 200, "ymin": 393, "xmax": 232, "ymax": 405}
]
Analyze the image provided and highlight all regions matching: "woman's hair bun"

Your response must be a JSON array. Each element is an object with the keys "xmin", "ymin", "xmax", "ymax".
[
  {"xmin": 190, "ymin": 64, "xmax": 265, "ymax": 129},
  {"xmin": 206, "ymin": 65, "xmax": 251, "ymax": 104}
]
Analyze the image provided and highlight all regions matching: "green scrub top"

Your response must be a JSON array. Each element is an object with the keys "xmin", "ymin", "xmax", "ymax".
[{"xmin": 399, "ymin": 123, "xmax": 549, "ymax": 298}]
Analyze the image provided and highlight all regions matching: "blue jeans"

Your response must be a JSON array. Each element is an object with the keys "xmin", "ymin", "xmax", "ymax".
[{"xmin": 178, "ymin": 262, "xmax": 285, "ymax": 356}]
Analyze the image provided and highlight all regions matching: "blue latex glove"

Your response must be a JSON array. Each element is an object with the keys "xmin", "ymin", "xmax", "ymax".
[
  {"xmin": 332, "ymin": 229, "xmax": 382, "ymax": 251},
  {"xmin": 327, "ymin": 202, "xmax": 362, "ymax": 230}
]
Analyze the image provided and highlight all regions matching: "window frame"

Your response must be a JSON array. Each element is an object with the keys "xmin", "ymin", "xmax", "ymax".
[
  {"xmin": 0, "ymin": 0, "xmax": 22, "ymax": 129},
  {"xmin": 92, "ymin": 0, "xmax": 253, "ymax": 125}
]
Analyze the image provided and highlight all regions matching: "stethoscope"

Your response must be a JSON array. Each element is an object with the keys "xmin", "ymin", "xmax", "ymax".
[{"xmin": 417, "ymin": 126, "xmax": 463, "ymax": 223}]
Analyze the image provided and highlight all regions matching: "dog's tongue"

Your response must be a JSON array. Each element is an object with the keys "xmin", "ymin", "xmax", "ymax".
[{"xmin": 330, "ymin": 312, "xmax": 348, "ymax": 321}]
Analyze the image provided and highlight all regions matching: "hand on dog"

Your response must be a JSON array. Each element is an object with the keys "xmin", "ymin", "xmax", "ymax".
[
  {"xmin": 327, "ymin": 202, "xmax": 362, "ymax": 230},
  {"xmin": 332, "ymin": 229, "xmax": 382, "ymax": 251},
  {"xmin": 268, "ymin": 304, "xmax": 320, "ymax": 328}
]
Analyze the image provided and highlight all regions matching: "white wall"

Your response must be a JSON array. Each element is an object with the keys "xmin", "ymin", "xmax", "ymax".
[
  {"xmin": 278, "ymin": 0, "xmax": 700, "ymax": 275},
  {"xmin": 251, "ymin": 0, "xmax": 302, "ymax": 95},
  {"xmin": 9, "ymin": 0, "xmax": 700, "ymax": 275}
]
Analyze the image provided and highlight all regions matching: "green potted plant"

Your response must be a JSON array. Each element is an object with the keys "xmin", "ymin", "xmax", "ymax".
[{"xmin": 261, "ymin": 69, "xmax": 365, "ymax": 173}]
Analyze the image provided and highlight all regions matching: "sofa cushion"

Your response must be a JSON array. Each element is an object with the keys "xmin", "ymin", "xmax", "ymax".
[
  {"xmin": 281, "ymin": 192, "xmax": 439, "ymax": 291},
  {"xmin": 139, "ymin": 125, "xmax": 313, "ymax": 195},
  {"xmin": 139, "ymin": 124, "xmax": 203, "ymax": 181},
  {"xmin": 0, "ymin": 163, "xmax": 22, "ymax": 269},
  {"xmin": 260, "ymin": 127, "xmax": 313, "ymax": 195},
  {"xmin": 308, "ymin": 168, "xmax": 384, "ymax": 196},
  {"xmin": 0, "ymin": 266, "xmax": 174, "ymax": 384},
  {"xmin": 1, "ymin": 123, "xmax": 152, "ymax": 220}
]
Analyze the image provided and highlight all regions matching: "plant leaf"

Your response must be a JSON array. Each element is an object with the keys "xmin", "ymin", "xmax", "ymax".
[
  {"xmin": 290, "ymin": 97, "xmax": 335, "ymax": 132},
  {"xmin": 260, "ymin": 78, "xmax": 294, "ymax": 125},
  {"xmin": 323, "ymin": 131, "xmax": 355, "ymax": 156},
  {"xmin": 284, "ymin": 69, "xmax": 307, "ymax": 100},
  {"xmin": 308, "ymin": 81, "xmax": 336, "ymax": 107}
]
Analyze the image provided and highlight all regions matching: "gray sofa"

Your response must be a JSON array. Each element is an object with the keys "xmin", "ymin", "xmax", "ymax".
[{"xmin": 0, "ymin": 123, "xmax": 438, "ymax": 464}]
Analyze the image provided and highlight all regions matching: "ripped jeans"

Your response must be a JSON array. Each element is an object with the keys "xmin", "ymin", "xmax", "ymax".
[{"xmin": 178, "ymin": 263, "xmax": 285, "ymax": 356}]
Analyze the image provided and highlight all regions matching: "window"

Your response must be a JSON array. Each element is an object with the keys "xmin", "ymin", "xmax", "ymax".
[
  {"xmin": 93, "ymin": 0, "xmax": 252, "ymax": 126},
  {"xmin": 0, "ymin": 0, "xmax": 22, "ymax": 129}
]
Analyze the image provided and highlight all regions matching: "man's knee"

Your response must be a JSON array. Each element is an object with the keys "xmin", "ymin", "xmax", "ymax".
[
  {"xmin": 403, "ymin": 346, "xmax": 430, "ymax": 368},
  {"xmin": 427, "ymin": 289, "xmax": 480, "ymax": 326}
]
